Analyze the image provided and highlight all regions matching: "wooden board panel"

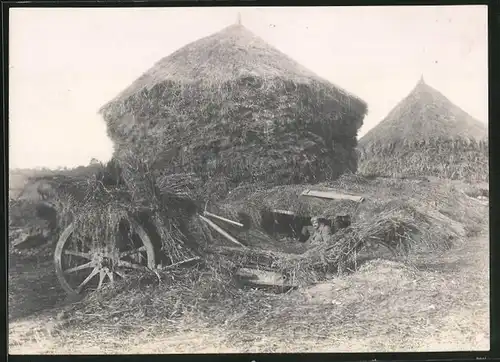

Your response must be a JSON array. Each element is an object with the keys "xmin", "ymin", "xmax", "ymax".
[
  {"xmin": 236, "ymin": 267, "xmax": 298, "ymax": 288},
  {"xmin": 301, "ymin": 189, "xmax": 365, "ymax": 202}
]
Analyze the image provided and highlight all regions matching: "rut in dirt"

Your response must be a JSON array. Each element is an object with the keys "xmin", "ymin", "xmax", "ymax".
[{"xmin": 8, "ymin": 250, "xmax": 67, "ymax": 321}]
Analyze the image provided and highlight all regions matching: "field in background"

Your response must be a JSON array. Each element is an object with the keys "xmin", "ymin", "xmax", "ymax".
[{"xmin": 9, "ymin": 165, "xmax": 102, "ymax": 200}]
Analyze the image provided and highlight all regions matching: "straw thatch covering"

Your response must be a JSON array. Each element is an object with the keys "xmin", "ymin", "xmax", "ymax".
[
  {"xmin": 99, "ymin": 24, "xmax": 368, "ymax": 200},
  {"xmin": 357, "ymin": 77, "xmax": 488, "ymax": 182},
  {"xmin": 208, "ymin": 173, "xmax": 487, "ymax": 257},
  {"xmin": 11, "ymin": 161, "xmax": 487, "ymax": 290},
  {"xmin": 17, "ymin": 157, "xmax": 209, "ymax": 267}
]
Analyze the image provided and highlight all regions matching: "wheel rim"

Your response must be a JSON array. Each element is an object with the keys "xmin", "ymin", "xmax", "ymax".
[{"xmin": 54, "ymin": 219, "xmax": 156, "ymax": 296}]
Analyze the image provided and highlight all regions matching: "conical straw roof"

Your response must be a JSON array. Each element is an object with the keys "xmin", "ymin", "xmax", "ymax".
[
  {"xmin": 359, "ymin": 78, "xmax": 486, "ymax": 148},
  {"xmin": 100, "ymin": 24, "xmax": 367, "ymax": 117},
  {"xmin": 358, "ymin": 78, "xmax": 488, "ymax": 182},
  {"xmin": 99, "ymin": 23, "xmax": 369, "ymax": 197}
]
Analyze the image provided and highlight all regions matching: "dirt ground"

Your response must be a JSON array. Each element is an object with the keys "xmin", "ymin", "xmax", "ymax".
[{"xmin": 8, "ymin": 228, "xmax": 489, "ymax": 354}]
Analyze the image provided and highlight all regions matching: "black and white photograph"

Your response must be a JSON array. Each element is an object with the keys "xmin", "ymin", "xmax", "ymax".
[{"xmin": 8, "ymin": 5, "xmax": 489, "ymax": 354}]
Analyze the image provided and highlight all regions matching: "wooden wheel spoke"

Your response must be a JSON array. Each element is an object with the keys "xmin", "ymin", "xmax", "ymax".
[
  {"xmin": 97, "ymin": 270, "xmax": 107, "ymax": 290},
  {"xmin": 64, "ymin": 250, "xmax": 92, "ymax": 259},
  {"xmin": 64, "ymin": 261, "xmax": 94, "ymax": 274},
  {"xmin": 120, "ymin": 246, "xmax": 146, "ymax": 258},
  {"xmin": 116, "ymin": 260, "xmax": 147, "ymax": 271},
  {"xmin": 107, "ymin": 270, "xmax": 114, "ymax": 285},
  {"xmin": 130, "ymin": 254, "xmax": 145, "ymax": 264},
  {"xmin": 55, "ymin": 221, "xmax": 156, "ymax": 296},
  {"xmin": 76, "ymin": 267, "xmax": 99, "ymax": 292},
  {"xmin": 114, "ymin": 270, "xmax": 127, "ymax": 279}
]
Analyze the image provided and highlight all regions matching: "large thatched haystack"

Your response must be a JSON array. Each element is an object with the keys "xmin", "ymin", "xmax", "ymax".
[
  {"xmin": 358, "ymin": 77, "xmax": 488, "ymax": 182},
  {"xmin": 99, "ymin": 24, "xmax": 368, "ymax": 200}
]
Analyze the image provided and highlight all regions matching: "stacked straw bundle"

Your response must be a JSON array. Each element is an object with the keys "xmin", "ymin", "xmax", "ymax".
[
  {"xmin": 206, "ymin": 199, "xmax": 461, "ymax": 287},
  {"xmin": 8, "ymin": 164, "xmax": 109, "ymax": 247},
  {"xmin": 99, "ymin": 24, "xmax": 368, "ymax": 201},
  {"xmin": 209, "ymin": 173, "xmax": 486, "ymax": 258},
  {"xmin": 212, "ymin": 173, "xmax": 432, "ymax": 227},
  {"xmin": 358, "ymin": 77, "xmax": 488, "ymax": 182},
  {"xmin": 26, "ymin": 155, "xmax": 209, "ymax": 266}
]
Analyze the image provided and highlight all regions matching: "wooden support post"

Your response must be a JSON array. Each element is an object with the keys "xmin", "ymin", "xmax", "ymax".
[
  {"xmin": 199, "ymin": 215, "xmax": 247, "ymax": 248},
  {"xmin": 204, "ymin": 211, "xmax": 244, "ymax": 228}
]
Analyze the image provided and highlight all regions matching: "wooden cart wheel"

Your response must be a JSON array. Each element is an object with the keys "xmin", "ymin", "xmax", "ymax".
[{"xmin": 54, "ymin": 219, "xmax": 156, "ymax": 296}]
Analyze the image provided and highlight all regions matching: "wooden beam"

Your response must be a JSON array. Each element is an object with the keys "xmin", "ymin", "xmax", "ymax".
[
  {"xmin": 271, "ymin": 209, "xmax": 296, "ymax": 216},
  {"xmin": 301, "ymin": 189, "xmax": 365, "ymax": 202},
  {"xmin": 204, "ymin": 211, "xmax": 244, "ymax": 228},
  {"xmin": 236, "ymin": 268, "xmax": 298, "ymax": 288},
  {"xmin": 199, "ymin": 215, "xmax": 247, "ymax": 248}
]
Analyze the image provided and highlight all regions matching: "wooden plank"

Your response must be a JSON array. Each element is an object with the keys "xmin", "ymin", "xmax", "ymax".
[
  {"xmin": 236, "ymin": 268, "xmax": 298, "ymax": 288},
  {"xmin": 235, "ymin": 269, "xmax": 259, "ymax": 280},
  {"xmin": 199, "ymin": 215, "xmax": 247, "ymax": 248},
  {"xmin": 238, "ymin": 268, "xmax": 283, "ymax": 280},
  {"xmin": 301, "ymin": 189, "xmax": 365, "ymax": 202},
  {"xmin": 271, "ymin": 209, "xmax": 296, "ymax": 216},
  {"xmin": 204, "ymin": 211, "xmax": 244, "ymax": 228},
  {"xmin": 243, "ymin": 279, "xmax": 297, "ymax": 287}
]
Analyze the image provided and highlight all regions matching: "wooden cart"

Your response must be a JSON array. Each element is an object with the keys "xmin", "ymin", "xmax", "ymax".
[{"xmin": 53, "ymin": 188, "xmax": 366, "ymax": 296}]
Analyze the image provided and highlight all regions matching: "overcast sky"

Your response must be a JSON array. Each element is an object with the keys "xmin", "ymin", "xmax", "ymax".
[{"xmin": 9, "ymin": 6, "xmax": 488, "ymax": 169}]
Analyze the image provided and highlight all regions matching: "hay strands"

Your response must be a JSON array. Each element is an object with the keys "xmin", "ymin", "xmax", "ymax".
[
  {"xmin": 199, "ymin": 214, "xmax": 248, "ymax": 248},
  {"xmin": 203, "ymin": 210, "xmax": 245, "ymax": 228},
  {"xmin": 158, "ymin": 257, "xmax": 202, "ymax": 271},
  {"xmin": 301, "ymin": 189, "xmax": 365, "ymax": 202},
  {"xmin": 205, "ymin": 245, "xmax": 292, "ymax": 272}
]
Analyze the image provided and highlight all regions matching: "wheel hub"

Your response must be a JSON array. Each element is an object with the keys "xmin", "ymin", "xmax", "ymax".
[
  {"xmin": 101, "ymin": 257, "xmax": 112, "ymax": 268},
  {"xmin": 93, "ymin": 248, "xmax": 118, "ymax": 270}
]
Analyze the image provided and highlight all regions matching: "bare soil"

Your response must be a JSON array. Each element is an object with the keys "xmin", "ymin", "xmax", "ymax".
[
  {"xmin": 9, "ymin": 229, "xmax": 489, "ymax": 354},
  {"xmin": 8, "ymin": 246, "xmax": 67, "ymax": 321}
]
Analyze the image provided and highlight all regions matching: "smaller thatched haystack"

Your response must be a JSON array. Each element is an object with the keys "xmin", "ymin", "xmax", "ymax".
[
  {"xmin": 357, "ymin": 77, "xmax": 488, "ymax": 182},
  {"xmin": 99, "ymin": 24, "xmax": 368, "ymax": 200}
]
